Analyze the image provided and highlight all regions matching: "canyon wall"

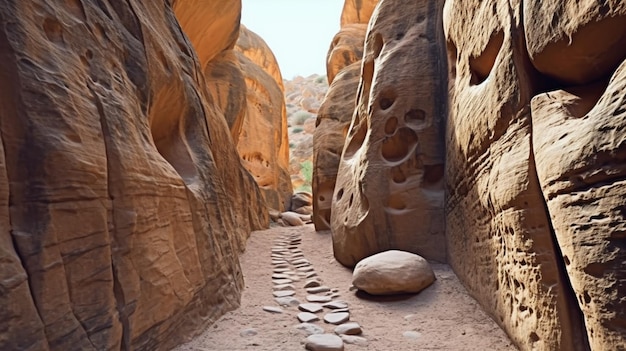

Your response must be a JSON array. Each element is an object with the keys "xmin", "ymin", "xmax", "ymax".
[{"xmin": 0, "ymin": 1, "xmax": 267, "ymax": 350}]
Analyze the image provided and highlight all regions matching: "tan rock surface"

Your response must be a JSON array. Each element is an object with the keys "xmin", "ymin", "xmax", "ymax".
[
  {"xmin": 340, "ymin": 0, "xmax": 380, "ymax": 27},
  {"xmin": 443, "ymin": 0, "xmax": 588, "ymax": 350},
  {"xmin": 331, "ymin": 0, "xmax": 447, "ymax": 266},
  {"xmin": 326, "ymin": 24, "xmax": 367, "ymax": 84},
  {"xmin": 532, "ymin": 61, "xmax": 626, "ymax": 349},
  {"xmin": 313, "ymin": 62, "xmax": 361, "ymax": 230},
  {"xmin": 236, "ymin": 25, "xmax": 285, "ymax": 91},
  {"xmin": 236, "ymin": 49, "xmax": 293, "ymax": 211},
  {"xmin": 0, "ymin": 1, "xmax": 267, "ymax": 350}
]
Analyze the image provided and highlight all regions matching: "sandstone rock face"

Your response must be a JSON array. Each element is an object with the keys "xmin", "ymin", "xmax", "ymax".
[
  {"xmin": 340, "ymin": 0, "xmax": 380, "ymax": 27},
  {"xmin": 443, "ymin": 0, "xmax": 592, "ymax": 350},
  {"xmin": 0, "ymin": 1, "xmax": 267, "ymax": 350},
  {"xmin": 352, "ymin": 250, "xmax": 435, "ymax": 295},
  {"xmin": 326, "ymin": 24, "xmax": 367, "ymax": 84},
  {"xmin": 313, "ymin": 63, "xmax": 361, "ymax": 230},
  {"xmin": 235, "ymin": 27, "xmax": 293, "ymax": 211},
  {"xmin": 527, "ymin": 3, "xmax": 626, "ymax": 349},
  {"xmin": 330, "ymin": 0, "xmax": 447, "ymax": 266}
]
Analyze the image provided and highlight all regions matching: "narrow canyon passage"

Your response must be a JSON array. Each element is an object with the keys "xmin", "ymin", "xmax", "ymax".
[{"xmin": 174, "ymin": 225, "xmax": 514, "ymax": 351}]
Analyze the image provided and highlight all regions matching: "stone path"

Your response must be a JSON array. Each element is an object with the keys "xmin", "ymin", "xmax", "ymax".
[{"xmin": 263, "ymin": 231, "xmax": 364, "ymax": 350}]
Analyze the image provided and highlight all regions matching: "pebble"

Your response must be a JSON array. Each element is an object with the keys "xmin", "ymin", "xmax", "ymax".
[
  {"xmin": 272, "ymin": 273, "xmax": 291, "ymax": 280},
  {"xmin": 340, "ymin": 335, "xmax": 368, "ymax": 346},
  {"xmin": 306, "ymin": 286, "xmax": 330, "ymax": 294},
  {"xmin": 275, "ymin": 296, "xmax": 300, "ymax": 307},
  {"xmin": 334, "ymin": 322, "xmax": 362, "ymax": 335},
  {"xmin": 329, "ymin": 308, "xmax": 349, "ymax": 313},
  {"xmin": 305, "ymin": 334, "xmax": 344, "ymax": 351},
  {"xmin": 324, "ymin": 312, "xmax": 350, "ymax": 325},
  {"xmin": 297, "ymin": 266, "xmax": 315, "ymax": 273},
  {"xmin": 306, "ymin": 272, "xmax": 318, "ymax": 278},
  {"xmin": 304, "ymin": 280, "xmax": 321, "ymax": 288},
  {"xmin": 298, "ymin": 303, "xmax": 323, "ymax": 313},
  {"xmin": 273, "ymin": 267, "xmax": 291, "ymax": 273},
  {"xmin": 330, "ymin": 293, "xmax": 341, "ymax": 299},
  {"xmin": 273, "ymin": 284, "xmax": 295, "ymax": 291},
  {"xmin": 273, "ymin": 279, "xmax": 292, "ymax": 285},
  {"xmin": 293, "ymin": 258, "xmax": 310, "ymax": 265},
  {"xmin": 307, "ymin": 295, "xmax": 332, "ymax": 303},
  {"xmin": 262, "ymin": 306, "xmax": 283, "ymax": 313},
  {"xmin": 323, "ymin": 301, "xmax": 348, "ymax": 309},
  {"xmin": 403, "ymin": 331, "xmax": 422, "ymax": 340},
  {"xmin": 271, "ymin": 260, "xmax": 288, "ymax": 266},
  {"xmin": 273, "ymin": 290, "xmax": 295, "ymax": 298},
  {"xmin": 294, "ymin": 323, "xmax": 325, "ymax": 336},
  {"xmin": 239, "ymin": 328, "xmax": 258, "ymax": 337},
  {"xmin": 298, "ymin": 312, "xmax": 320, "ymax": 323}
]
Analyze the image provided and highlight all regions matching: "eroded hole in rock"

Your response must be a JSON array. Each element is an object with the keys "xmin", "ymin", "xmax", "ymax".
[
  {"xmin": 384, "ymin": 116, "xmax": 398, "ymax": 135},
  {"xmin": 349, "ymin": 193, "xmax": 354, "ymax": 207},
  {"xmin": 343, "ymin": 121, "xmax": 367, "ymax": 159},
  {"xmin": 381, "ymin": 127, "xmax": 418, "ymax": 164},
  {"xmin": 391, "ymin": 165, "xmax": 407, "ymax": 183},
  {"xmin": 43, "ymin": 18, "xmax": 64, "ymax": 43},
  {"xmin": 468, "ymin": 30, "xmax": 503, "ymax": 85},
  {"xmin": 404, "ymin": 109, "xmax": 426, "ymax": 128},
  {"xmin": 380, "ymin": 97, "xmax": 394, "ymax": 110},
  {"xmin": 336, "ymin": 188, "xmax": 344, "ymax": 201},
  {"xmin": 386, "ymin": 193, "xmax": 406, "ymax": 211},
  {"xmin": 371, "ymin": 32, "xmax": 384, "ymax": 59},
  {"xmin": 423, "ymin": 164, "xmax": 444, "ymax": 183}
]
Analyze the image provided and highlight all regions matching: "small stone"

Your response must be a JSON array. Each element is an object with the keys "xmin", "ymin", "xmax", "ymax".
[
  {"xmin": 273, "ymin": 284, "xmax": 295, "ymax": 291},
  {"xmin": 403, "ymin": 331, "xmax": 422, "ymax": 340},
  {"xmin": 331, "ymin": 288, "xmax": 339, "ymax": 293},
  {"xmin": 282, "ymin": 212, "xmax": 305, "ymax": 226},
  {"xmin": 305, "ymin": 334, "xmax": 344, "ymax": 351},
  {"xmin": 272, "ymin": 273, "xmax": 291, "ymax": 279},
  {"xmin": 272, "ymin": 260, "xmax": 288, "ymax": 266},
  {"xmin": 240, "ymin": 328, "xmax": 258, "ymax": 337},
  {"xmin": 273, "ymin": 290, "xmax": 295, "ymax": 298},
  {"xmin": 304, "ymin": 280, "xmax": 321, "ymax": 288},
  {"xmin": 334, "ymin": 322, "xmax": 361, "ymax": 335},
  {"xmin": 273, "ymin": 279, "xmax": 292, "ymax": 285},
  {"xmin": 299, "ymin": 303, "xmax": 323, "ymax": 313},
  {"xmin": 323, "ymin": 301, "xmax": 348, "ymax": 310},
  {"xmin": 262, "ymin": 306, "xmax": 283, "ymax": 313},
  {"xmin": 307, "ymin": 295, "xmax": 332, "ymax": 303},
  {"xmin": 298, "ymin": 312, "xmax": 320, "ymax": 323},
  {"xmin": 298, "ymin": 266, "xmax": 315, "ymax": 273},
  {"xmin": 306, "ymin": 272, "xmax": 318, "ymax": 278},
  {"xmin": 330, "ymin": 293, "xmax": 341, "ymax": 299},
  {"xmin": 340, "ymin": 335, "xmax": 368, "ymax": 346},
  {"xmin": 293, "ymin": 258, "xmax": 310, "ymax": 265},
  {"xmin": 273, "ymin": 267, "xmax": 291, "ymax": 273},
  {"xmin": 294, "ymin": 323, "xmax": 325, "ymax": 336},
  {"xmin": 306, "ymin": 286, "xmax": 330, "ymax": 294},
  {"xmin": 324, "ymin": 312, "xmax": 349, "ymax": 325},
  {"xmin": 275, "ymin": 296, "xmax": 300, "ymax": 307},
  {"xmin": 329, "ymin": 308, "xmax": 349, "ymax": 313}
]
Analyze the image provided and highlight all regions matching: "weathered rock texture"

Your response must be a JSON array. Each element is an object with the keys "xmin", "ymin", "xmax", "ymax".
[
  {"xmin": 313, "ymin": 63, "xmax": 361, "ymax": 230},
  {"xmin": 326, "ymin": 24, "xmax": 367, "ymax": 84},
  {"xmin": 234, "ymin": 26, "xmax": 293, "ymax": 211},
  {"xmin": 340, "ymin": 0, "xmax": 380, "ymax": 27},
  {"xmin": 0, "ymin": 0, "xmax": 267, "ymax": 350},
  {"xmin": 330, "ymin": 0, "xmax": 447, "ymax": 266},
  {"xmin": 442, "ymin": 0, "xmax": 626, "ymax": 349},
  {"xmin": 526, "ymin": 2, "xmax": 626, "ymax": 349}
]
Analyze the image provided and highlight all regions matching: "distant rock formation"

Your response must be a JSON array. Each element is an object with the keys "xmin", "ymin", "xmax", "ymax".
[
  {"xmin": 340, "ymin": 0, "xmax": 380, "ymax": 27},
  {"xmin": 234, "ymin": 26, "xmax": 293, "ymax": 211},
  {"xmin": 0, "ymin": 1, "xmax": 267, "ymax": 350}
]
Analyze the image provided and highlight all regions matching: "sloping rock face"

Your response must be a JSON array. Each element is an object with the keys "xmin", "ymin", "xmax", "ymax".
[
  {"xmin": 0, "ymin": 1, "xmax": 267, "ymax": 350},
  {"xmin": 330, "ymin": 0, "xmax": 447, "ymax": 266},
  {"xmin": 526, "ymin": 2, "xmax": 626, "ymax": 349},
  {"xmin": 326, "ymin": 24, "xmax": 367, "ymax": 84},
  {"xmin": 234, "ymin": 26, "xmax": 293, "ymax": 211},
  {"xmin": 313, "ymin": 63, "xmax": 361, "ymax": 230},
  {"xmin": 340, "ymin": 0, "xmax": 380, "ymax": 26}
]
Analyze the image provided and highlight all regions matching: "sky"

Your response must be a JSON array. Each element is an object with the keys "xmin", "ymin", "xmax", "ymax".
[{"xmin": 241, "ymin": 0, "xmax": 344, "ymax": 79}]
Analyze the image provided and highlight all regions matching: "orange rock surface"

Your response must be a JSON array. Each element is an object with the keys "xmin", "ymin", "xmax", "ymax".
[
  {"xmin": 0, "ymin": 1, "xmax": 267, "ymax": 350},
  {"xmin": 326, "ymin": 24, "xmax": 367, "ymax": 84},
  {"xmin": 340, "ymin": 0, "xmax": 381, "ymax": 26}
]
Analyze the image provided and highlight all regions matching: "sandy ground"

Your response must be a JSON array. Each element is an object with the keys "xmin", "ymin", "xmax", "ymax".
[{"xmin": 174, "ymin": 225, "xmax": 517, "ymax": 351}]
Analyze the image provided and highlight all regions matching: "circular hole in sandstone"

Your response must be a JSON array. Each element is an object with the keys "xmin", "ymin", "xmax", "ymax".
[
  {"xmin": 469, "ymin": 30, "xmax": 504, "ymax": 85},
  {"xmin": 405, "ymin": 109, "xmax": 426, "ymax": 128},
  {"xmin": 391, "ymin": 166, "xmax": 406, "ymax": 183},
  {"xmin": 380, "ymin": 97, "xmax": 394, "ymax": 110},
  {"xmin": 343, "ymin": 122, "xmax": 367, "ymax": 159},
  {"xmin": 319, "ymin": 195, "xmax": 325, "ymax": 202},
  {"xmin": 381, "ymin": 127, "xmax": 418, "ymax": 163},
  {"xmin": 384, "ymin": 116, "xmax": 398, "ymax": 135}
]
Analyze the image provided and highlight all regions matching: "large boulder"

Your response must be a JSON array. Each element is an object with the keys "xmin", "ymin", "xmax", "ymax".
[
  {"xmin": 0, "ymin": 1, "xmax": 267, "ymax": 350},
  {"xmin": 340, "ymin": 0, "xmax": 381, "ymax": 27},
  {"xmin": 312, "ymin": 63, "xmax": 361, "ymax": 230},
  {"xmin": 352, "ymin": 250, "xmax": 435, "ymax": 295},
  {"xmin": 330, "ymin": 0, "xmax": 447, "ymax": 266}
]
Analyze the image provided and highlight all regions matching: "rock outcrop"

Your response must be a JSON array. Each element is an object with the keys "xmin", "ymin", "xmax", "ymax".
[
  {"xmin": 313, "ymin": 63, "xmax": 362, "ymax": 230},
  {"xmin": 340, "ymin": 0, "xmax": 380, "ymax": 27},
  {"xmin": 330, "ymin": 0, "xmax": 447, "ymax": 266},
  {"xmin": 0, "ymin": 1, "xmax": 267, "ymax": 350},
  {"xmin": 326, "ymin": 24, "xmax": 367, "ymax": 84},
  {"xmin": 234, "ymin": 26, "xmax": 293, "ymax": 211}
]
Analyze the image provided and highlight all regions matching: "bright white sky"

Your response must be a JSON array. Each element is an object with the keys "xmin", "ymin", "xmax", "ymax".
[{"xmin": 241, "ymin": 0, "xmax": 344, "ymax": 79}]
